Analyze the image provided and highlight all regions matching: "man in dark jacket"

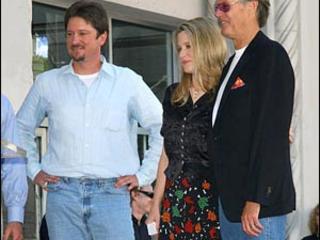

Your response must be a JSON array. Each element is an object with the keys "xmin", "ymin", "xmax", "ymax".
[{"xmin": 209, "ymin": 0, "xmax": 296, "ymax": 239}]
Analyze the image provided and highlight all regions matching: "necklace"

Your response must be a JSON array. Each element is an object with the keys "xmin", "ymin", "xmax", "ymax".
[{"xmin": 190, "ymin": 87, "xmax": 203, "ymax": 100}]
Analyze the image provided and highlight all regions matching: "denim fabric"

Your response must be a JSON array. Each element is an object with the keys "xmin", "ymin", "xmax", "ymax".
[
  {"xmin": 219, "ymin": 199, "xmax": 286, "ymax": 240},
  {"xmin": 46, "ymin": 177, "xmax": 134, "ymax": 240}
]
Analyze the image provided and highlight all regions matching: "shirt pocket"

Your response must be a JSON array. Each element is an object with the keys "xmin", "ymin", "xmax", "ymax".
[{"xmin": 104, "ymin": 111, "xmax": 127, "ymax": 131}]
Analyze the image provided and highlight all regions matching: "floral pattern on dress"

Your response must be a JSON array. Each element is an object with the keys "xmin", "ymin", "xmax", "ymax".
[{"xmin": 159, "ymin": 175, "xmax": 220, "ymax": 240}]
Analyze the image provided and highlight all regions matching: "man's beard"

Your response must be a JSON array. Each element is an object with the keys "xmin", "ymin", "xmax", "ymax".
[
  {"xmin": 72, "ymin": 55, "xmax": 85, "ymax": 62},
  {"xmin": 70, "ymin": 45, "xmax": 85, "ymax": 62}
]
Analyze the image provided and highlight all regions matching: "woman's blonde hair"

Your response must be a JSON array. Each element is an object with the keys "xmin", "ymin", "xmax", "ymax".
[{"xmin": 172, "ymin": 17, "xmax": 227, "ymax": 106}]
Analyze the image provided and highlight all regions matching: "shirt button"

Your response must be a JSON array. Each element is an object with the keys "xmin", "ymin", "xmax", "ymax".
[
  {"xmin": 182, "ymin": 124, "xmax": 185, "ymax": 128},
  {"xmin": 181, "ymin": 132, "xmax": 184, "ymax": 136},
  {"xmin": 182, "ymin": 160, "xmax": 185, "ymax": 164},
  {"xmin": 183, "ymin": 117, "xmax": 187, "ymax": 121},
  {"xmin": 181, "ymin": 145, "xmax": 184, "ymax": 149},
  {"xmin": 180, "ymin": 138, "xmax": 184, "ymax": 143},
  {"xmin": 181, "ymin": 153, "xmax": 184, "ymax": 158}
]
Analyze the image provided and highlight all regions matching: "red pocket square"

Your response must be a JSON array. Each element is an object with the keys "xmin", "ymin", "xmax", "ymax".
[{"xmin": 231, "ymin": 77, "xmax": 245, "ymax": 90}]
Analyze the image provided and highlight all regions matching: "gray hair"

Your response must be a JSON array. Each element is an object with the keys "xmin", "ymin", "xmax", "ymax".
[{"xmin": 241, "ymin": 0, "xmax": 270, "ymax": 27}]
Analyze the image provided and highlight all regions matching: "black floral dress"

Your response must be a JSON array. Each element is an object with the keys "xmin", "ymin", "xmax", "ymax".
[{"xmin": 159, "ymin": 84, "xmax": 220, "ymax": 240}]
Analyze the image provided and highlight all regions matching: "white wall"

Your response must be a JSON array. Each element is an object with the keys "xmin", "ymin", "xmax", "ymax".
[
  {"xmin": 300, "ymin": 0, "xmax": 319, "ymax": 237},
  {"xmin": 105, "ymin": 0, "xmax": 205, "ymax": 20},
  {"xmin": 1, "ymin": 0, "xmax": 33, "ymax": 112}
]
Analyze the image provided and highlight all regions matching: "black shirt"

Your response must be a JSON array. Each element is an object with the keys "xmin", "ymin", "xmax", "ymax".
[{"xmin": 161, "ymin": 83, "xmax": 215, "ymax": 181}]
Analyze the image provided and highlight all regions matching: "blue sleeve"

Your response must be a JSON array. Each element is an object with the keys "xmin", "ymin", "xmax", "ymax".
[
  {"xmin": 1, "ymin": 95, "xmax": 28, "ymax": 223},
  {"xmin": 128, "ymin": 75, "xmax": 163, "ymax": 186}
]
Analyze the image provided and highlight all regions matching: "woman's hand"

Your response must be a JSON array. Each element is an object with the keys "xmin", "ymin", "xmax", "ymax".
[{"xmin": 146, "ymin": 204, "xmax": 161, "ymax": 235}]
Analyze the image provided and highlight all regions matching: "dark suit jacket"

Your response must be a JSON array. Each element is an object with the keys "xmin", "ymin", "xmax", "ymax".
[{"xmin": 208, "ymin": 31, "xmax": 296, "ymax": 222}]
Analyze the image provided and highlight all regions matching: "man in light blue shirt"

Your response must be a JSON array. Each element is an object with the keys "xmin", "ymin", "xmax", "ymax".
[
  {"xmin": 17, "ymin": 1, "xmax": 162, "ymax": 240},
  {"xmin": 1, "ymin": 94, "xmax": 28, "ymax": 240}
]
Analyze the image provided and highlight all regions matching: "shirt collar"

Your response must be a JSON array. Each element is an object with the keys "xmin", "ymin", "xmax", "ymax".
[{"xmin": 61, "ymin": 55, "xmax": 115, "ymax": 79}]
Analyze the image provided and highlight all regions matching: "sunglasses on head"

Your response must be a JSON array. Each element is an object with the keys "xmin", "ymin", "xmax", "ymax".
[{"xmin": 214, "ymin": 0, "xmax": 240, "ymax": 13}]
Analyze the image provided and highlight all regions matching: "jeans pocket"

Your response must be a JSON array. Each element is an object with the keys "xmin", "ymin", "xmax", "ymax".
[
  {"xmin": 103, "ymin": 184, "xmax": 128, "ymax": 195},
  {"xmin": 47, "ymin": 181, "xmax": 63, "ymax": 192}
]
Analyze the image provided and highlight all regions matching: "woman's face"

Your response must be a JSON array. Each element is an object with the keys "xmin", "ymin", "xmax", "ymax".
[{"xmin": 177, "ymin": 31, "xmax": 194, "ymax": 74}]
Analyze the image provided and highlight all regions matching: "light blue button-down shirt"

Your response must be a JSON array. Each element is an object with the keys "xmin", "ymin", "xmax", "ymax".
[
  {"xmin": 17, "ymin": 57, "xmax": 163, "ymax": 186},
  {"xmin": 1, "ymin": 94, "xmax": 28, "ymax": 223}
]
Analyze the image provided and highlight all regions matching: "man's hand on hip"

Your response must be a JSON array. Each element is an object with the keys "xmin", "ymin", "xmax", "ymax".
[
  {"xmin": 115, "ymin": 175, "xmax": 139, "ymax": 191},
  {"xmin": 33, "ymin": 170, "xmax": 60, "ymax": 191},
  {"xmin": 241, "ymin": 201, "xmax": 263, "ymax": 237}
]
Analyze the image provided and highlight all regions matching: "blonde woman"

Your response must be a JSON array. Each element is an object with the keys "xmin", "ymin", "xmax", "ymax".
[{"xmin": 146, "ymin": 17, "xmax": 227, "ymax": 240}]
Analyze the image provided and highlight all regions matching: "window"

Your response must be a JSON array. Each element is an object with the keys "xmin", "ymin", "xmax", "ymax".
[
  {"xmin": 32, "ymin": 3, "xmax": 173, "ymax": 102},
  {"xmin": 112, "ymin": 19, "xmax": 172, "ymax": 101},
  {"xmin": 32, "ymin": 3, "xmax": 68, "ymax": 77}
]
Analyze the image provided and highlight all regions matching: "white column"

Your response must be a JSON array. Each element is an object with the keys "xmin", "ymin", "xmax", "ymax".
[
  {"xmin": 1, "ymin": 0, "xmax": 33, "ymax": 110},
  {"xmin": 268, "ymin": 0, "xmax": 303, "ymax": 239},
  {"xmin": 268, "ymin": 0, "xmax": 319, "ymax": 239},
  {"xmin": 299, "ymin": 0, "xmax": 319, "ymax": 237}
]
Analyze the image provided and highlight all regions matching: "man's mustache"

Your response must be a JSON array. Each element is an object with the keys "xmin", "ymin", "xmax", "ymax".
[{"xmin": 71, "ymin": 45, "xmax": 84, "ymax": 49}]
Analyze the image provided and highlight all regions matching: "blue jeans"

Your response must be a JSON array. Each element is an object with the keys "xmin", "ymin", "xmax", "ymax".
[
  {"xmin": 46, "ymin": 177, "xmax": 134, "ymax": 240},
  {"xmin": 219, "ymin": 199, "xmax": 286, "ymax": 240}
]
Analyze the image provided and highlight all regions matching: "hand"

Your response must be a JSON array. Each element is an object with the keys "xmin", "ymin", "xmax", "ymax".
[
  {"xmin": 289, "ymin": 127, "xmax": 294, "ymax": 144},
  {"xmin": 241, "ymin": 201, "xmax": 263, "ymax": 237},
  {"xmin": 3, "ymin": 222, "xmax": 23, "ymax": 240},
  {"xmin": 114, "ymin": 175, "xmax": 139, "ymax": 191},
  {"xmin": 146, "ymin": 204, "xmax": 161, "ymax": 235},
  {"xmin": 33, "ymin": 170, "xmax": 60, "ymax": 191}
]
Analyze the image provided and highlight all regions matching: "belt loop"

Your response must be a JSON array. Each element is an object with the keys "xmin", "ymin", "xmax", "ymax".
[
  {"xmin": 98, "ymin": 178, "xmax": 103, "ymax": 187},
  {"xmin": 61, "ymin": 177, "xmax": 69, "ymax": 184}
]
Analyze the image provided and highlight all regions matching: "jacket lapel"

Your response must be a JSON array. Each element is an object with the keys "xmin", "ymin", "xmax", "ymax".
[
  {"xmin": 218, "ymin": 56, "xmax": 234, "ymax": 89},
  {"xmin": 218, "ymin": 52, "xmax": 251, "ymax": 111},
  {"xmin": 214, "ymin": 31, "xmax": 264, "ymax": 126}
]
